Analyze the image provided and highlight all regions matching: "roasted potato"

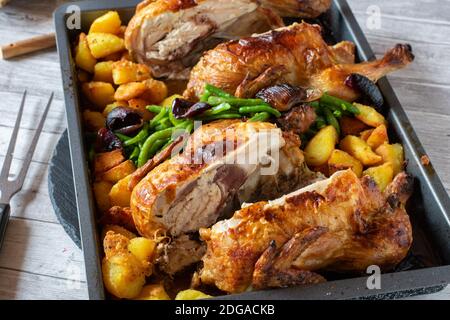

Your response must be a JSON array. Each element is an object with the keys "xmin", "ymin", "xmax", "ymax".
[
  {"xmin": 112, "ymin": 60, "xmax": 151, "ymax": 85},
  {"xmin": 128, "ymin": 98, "xmax": 153, "ymax": 121},
  {"xmin": 114, "ymin": 82, "xmax": 147, "ymax": 101},
  {"xmin": 101, "ymin": 225, "xmax": 136, "ymax": 241},
  {"xmin": 77, "ymin": 70, "xmax": 91, "ymax": 83},
  {"xmin": 89, "ymin": 11, "xmax": 122, "ymax": 35},
  {"xmin": 100, "ymin": 160, "xmax": 136, "ymax": 183},
  {"xmin": 140, "ymin": 79, "xmax": 168, "ymax": 104},
  {"xmin": 363, "ymin": 162, "xmax": 394, "ymax": 191},
  {"xmin": 94, "ymin": 149, "xmax": 125, "ymax": 175},
  {"xmin": 93, "ymin": 181, "xmax": 113, "ymax": 213},
  {"xmin": 305, "ymin": 125, "xmax": 338, "ymax": 166},
  {"xmin": 359, "ymin": 129, "xmax": 374, "ymax": 141},
  {"xmin": 161, "ymin": 94, "xmax": 183, "ymax": 109},
  {"xmin": 86, "ymin": 33, "xmax": 125, "ymax": 59},
  {"xmin": 134, "ymin": 284, "xmax": 171, "ymax": 300},
  {"xmin": 339, "ymin": 116, "xmax": 370, "ymax": 136},
  {"xmin": 339, "ymin": 135, "xmax": 382, "ymax": 166},
  {"xmin": 75, "ymin": 33, "xmax": 97, "ymax": 73},
  {"xmin": 82, "ymin": 81, "xmax": 115, "ymax": 109},
  {"xmin": 103, "ymin": 51, "xmax": 124, "ymax": 61},
  {"xmin": 109, "ymin": 174, "xmax": 133, "ymax": 207},
  {"xmin": 328, "ymin": 149, "xmax": 363, "ymax": 177},
  {"xmin": 82, "ymin": 110, "xmax": 105, "ymax": 132},
  {"xmin": 375, "ymin": 143, "xmax": 404, "ymax": 176},
  {"xmin": 103, "ymin": 101, "xmax": 128, "ymax": 117},
  {"xmin": 354, "ymin": 103, "xmax": 387, "ymax": 127},
  {"xmin": 175, "ymin": 289, "xmax": 212, "ymax": 300},
  {"xmin": 366, "ymin": 124, "xmax": 388, "ymax": 149},
  {"xmin": 128, "ymin": 237, "xmax": 156, "ymax": 272},
  {"xmin": 93, "ymin": 61, "xmax": 114, "ymax": 83}
]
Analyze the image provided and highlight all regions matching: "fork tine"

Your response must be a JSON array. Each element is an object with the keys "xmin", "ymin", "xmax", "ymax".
[
  {"xmin": 0, "ymin": 91, "xmax": 27, "ymax": 182},
  {"xmin": 14, "ymin": 92, "xmax": 54, "ymax": 189}
]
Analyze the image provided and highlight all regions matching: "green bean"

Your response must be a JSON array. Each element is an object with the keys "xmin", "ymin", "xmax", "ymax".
[
  {"xmin": 333, "ymin": 109, "xmax": 343, "ymax": 118},
  {"xmin": 315, "ymin": 115, "xmax": 327, "ymax": 129},
  {"xmin": 129, "ymin": 146, "xmax": 140, "ymax": 160},
  {"xmin": 146, "ymin": 105, "xmax": 163, "ymax": 113},
  {"xmin": 154, "ymin": 118, "xmax": 172, "ymax": 131},
  {"xmin": 175, "ymin": 120, "xmax": 193, "ymax": 129},
  {"xmin": 115, "ymin": 132, "xmax": 132, "ymax": 141},
  {"xmin": 239, "ymin": 105, "xmax": 281, "ymax": 118},
  {"xmin": 199, "ymin": 89, "xmax": 211, "ymax": 102},
  {"xmin": 207, "ymin": 96, "xmax": 267, "ymax": 107},
  {"xmin": 204, "ymin": 84, "xmax": 233, "ymax": 98},
  {"xmin": 169, "ymin": 107, "xmax": 184, "ymax": 126},
  {"xmin": 184, "ymin": 121, "xmax": 194, "ymax": 133},
  {"xmin": 320, "ymin": 93, "xmax": 360, "ymax": 115},
  {"xmin": 123, "ymin": 125, "xmax": 149, "ymax": 147},
  {"xmin": 249, "ymin": 112, "xmax": 270, "ymax": 122},
  {"xmin": 149, "ymin": 107, "xmax": 168, "ymax": 128},
  {"xmin": 309, "ymin": 101, "xmax": 320, "ymax": 109},
  {"xmin": 199, "ymin": 113, "xmax": 242, "ymax": 121},
  {"xmin": 138, "ymin": 128, "xmax": 174, "ymax": 167},
  {"xmin": 323, "ymin": 107, "xmax": 340, "ymax": 135},
  {"xmin": 162, "ymin": 139, "xmax": 174, "ymax": 150},
  {"xmin": 202, "ymin": 103, "xmax": 232, "ymax": 117},
  {"xmin": 147, "ymin": 139, "xmax": 168, "ymax": 158}
]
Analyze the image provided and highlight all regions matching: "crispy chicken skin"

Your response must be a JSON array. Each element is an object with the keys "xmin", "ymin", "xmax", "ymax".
[
  {"xmin": 184, "ymin": 22, "xmax": 414, "ymax": 101},
  {"xmin": 198, "ymin": 170, "xmax": 413, "ymax": 293},
  {"xmin": 259, "ymin": 0, "xmax": 332, "ymax": 18}
]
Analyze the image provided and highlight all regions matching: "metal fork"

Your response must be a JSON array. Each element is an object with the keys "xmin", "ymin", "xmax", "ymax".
[{"xmin": 0, "ymin": 91, "xmax": 53, "ymax": 249}]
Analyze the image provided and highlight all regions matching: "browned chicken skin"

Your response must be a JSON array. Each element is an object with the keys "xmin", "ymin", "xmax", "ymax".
[
  {"xmin": 198, "ymin": 170, "xmax": 413, "ymax": 293},
  {"xmin": 184, "ymin": 22, "xmax": 414, "ymax": 101}
]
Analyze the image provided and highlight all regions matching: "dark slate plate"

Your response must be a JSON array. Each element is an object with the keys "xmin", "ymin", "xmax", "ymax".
[{"xmin": 48, "ymin": 130, "xmax": 81, "ymax": 248}]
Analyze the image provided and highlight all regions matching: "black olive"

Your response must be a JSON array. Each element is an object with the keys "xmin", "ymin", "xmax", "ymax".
[
  {"xmin": 345, "ymin": 74, "xmax": 384, "ymax": 110},
  {"xmin": 256, "ymin": 84, "xmax": 308, "ymax": 112},
  {"xmin": 106, "ymin": 107, "xmax": 143, "ymax": 133},
  {"xmin": 172, "ymin": 98, "xmax": 194, "ymax": 119},
  {"xmin": 95, "ymin": 128, "xmax": 123, "ymax": 152}
]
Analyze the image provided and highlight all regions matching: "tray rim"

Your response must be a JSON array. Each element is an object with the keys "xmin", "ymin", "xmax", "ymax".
[{"xmin": 54, "ymin": 0, "xmax": 450, "ymax": 300}]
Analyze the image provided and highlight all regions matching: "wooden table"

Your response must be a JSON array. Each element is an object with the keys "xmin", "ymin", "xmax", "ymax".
[{"xmin": 0, "ymin": 0, "xmax": 448, "ymax": 300}]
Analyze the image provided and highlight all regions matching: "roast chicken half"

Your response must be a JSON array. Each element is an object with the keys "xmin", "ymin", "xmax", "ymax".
[
  {"xmin": 184, "ymin": 22, "xmax": 414, "ymax": 101},
  {"xmin": 198, "ymin": 169, "xmax": 413, "ymax": 293},
  {"xmin": 125, "ymin": 0, "xmax": 332, "ymax": 78}
]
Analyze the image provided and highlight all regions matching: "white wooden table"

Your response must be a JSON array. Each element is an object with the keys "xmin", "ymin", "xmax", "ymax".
[{"xmin": 0, "ymin": 0, "xmax": 448, "ymax": 300}]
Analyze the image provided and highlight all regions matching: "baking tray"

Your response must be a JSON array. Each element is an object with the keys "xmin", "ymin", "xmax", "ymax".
[{"xmin": 54, "ymin": 0, "xmax": 450, "ymax": 300}]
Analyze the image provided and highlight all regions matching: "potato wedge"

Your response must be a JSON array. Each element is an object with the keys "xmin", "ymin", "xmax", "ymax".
[
  {"xmin": 86, "ymin": 33, "xmax": 125, "ymax": 59},
  {"xmin": 339, "ymin": 116, "xmax": 369, "ymax": 136},
  {"xmin": 93, "ymin": 181, "xmax": 113, "ymax": 213},
  {"xmin": 339, "ymin": 135, "xmax": 382, "ymax": 166},
  {"xmin": 109, "ymin": 174, "xmax": 133, "ymax": 207},
  {"xmin": 100, "ymin": 160, "xmax": 136, "ymax": 183},
  {"xmin": 134, "ymin": 284, "xmax": 170, "ymax": 300},
  {"xmin": 366, "ymin": 124, "xmax": 388, "ymax": 149},
  {"xmin": 89, "ymin": 11, "xmax": 122, "ymax": 35},
  {"xmin": 360, "ymin": 129, "xmax": 374, "ymax": 141},
  {"xmin": 114, "ymin": 82, "xmax": 147, "ymax": 101},
  {"xmin": 328, "ymin": 149, "xmax": 363, "ymax": 177},
  {"xmin": 75, "ymin": 33, "xmax": 97, "ymax": 73},
  {"xmin": 175, "ymin": 289, "xmax": 212, "ymax": 300},
  {"xmin": 93, "ymin": 61, "xmax": 114, "ymax": 83},
  {"xmin": 94, "ymin": 149, "xmax": 125, "ymax": 175},
  {"xmin": 354, "ymin": 103, "xmax": 387, "ymax": 127},
  {"xmin": 82, "ymin": 110, "xmax": 105, "ymax": 132},
  {"xmin": 112, "ymin": 60, "xmax": 151, "ymax": 85},
  {"xmin": 375, "ymin": 143, "xmax": 404, "ymax": 176},
  {"xmin": 140, "ymin": 79, "xmax": 168, "ymax": 104},
  {"xmin": 82, "ymin": 81, "xmax": 115, "ymax": 109},
  {"xmin": 305, "ymin": 125, "xmax": 338, "ymax": 166},
  {"xmin": 363, "ymin": 162, "xmax": 394, "ymax": 191}
]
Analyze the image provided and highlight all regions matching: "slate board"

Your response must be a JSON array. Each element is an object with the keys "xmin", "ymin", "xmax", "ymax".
[{"xmin": 48, "ymin": 130, "xmax": 81, "ymax": 248}]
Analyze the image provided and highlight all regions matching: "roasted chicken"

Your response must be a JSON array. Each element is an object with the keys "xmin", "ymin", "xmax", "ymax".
[
  {"xmin": 198, "ymin": 169, "xmax": 413, "ymax": 293},
  {"xmin": 184, "ymin": 22, "xmax": 414, "ymax": 101}
]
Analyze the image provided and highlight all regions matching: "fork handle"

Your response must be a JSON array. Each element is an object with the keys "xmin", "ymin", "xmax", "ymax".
[{"xmin": 0, "ymin": 203, "xmax": 10, "ymax": 250}]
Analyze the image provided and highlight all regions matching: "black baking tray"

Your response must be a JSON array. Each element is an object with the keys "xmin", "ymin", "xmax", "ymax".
[{"xmin": 54, "ymin": 0, "xmax": 450, "ymax": 300}]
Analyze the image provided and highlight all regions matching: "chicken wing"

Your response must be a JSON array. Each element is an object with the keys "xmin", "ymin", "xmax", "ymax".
[
  {"xmin": 198, "ymin": 169, "xmax": 413, "ymax": 293},
  {"xmin": 184, "ymin": 22, "xmax": 414, "ymax": 101}
]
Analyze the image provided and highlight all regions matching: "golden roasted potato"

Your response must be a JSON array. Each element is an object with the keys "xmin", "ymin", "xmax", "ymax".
[
  {"xmin": 366, "ymin": 124, "xmax": 388, "ymax": 150},
  {"xmin": 103, "ymin": 101, "xmax": 127, "ymax": 117},
  {"xmin": 93, "ymin": 181, "xmax": 113, "ymax": 213},
  {"xmin": 109, "ymin": 174, "xmax": 133, "ymax": 207},
  {"xmin": 77, "ymin": 70, "xmax": 91, "ymax": 83},
  {"xmin": 128, "ymin": 98, "xmax": 153, "ymax": 121},
  {"xmin": 339, "ymin": 116, "xmax": 370, "ymax": 136},
  {"xmin": 134, "ymin": 284, "xmax": 171, "ymax": 300},
  {"xmin": 112, "ymin": 60, "xmax": 151, "ymax": 85},
  {"xmin": 82, "ymin": 81, "xmax": 115, "ymax": 109},
  {"xmin": 75, "ymin": 33, "xmax": 97, "ymax": 73},
  {"xmin": 93, "ymin": 61, "xmax": 114, "ymax": 83},
  {"xmin": 328, "ymin": 149, "xmax": 363, "ymax": 177},
  {"xmin": 140, "ymin": 79, "xmax": 168, "ymax": 104},
  {"xmin": 161, "ymin": 94, "xmax": 183, "ymax": 109},
  {"xmin": 339, "ymin": 135, "xmax": 382, "ymax": 166},
  {"xmin": 86, "ymin": 33, "xmax": 125, "ymax": 59},
  {"xmin": 375, "ymin": 143, "xmax": 404, "ymax": 176},
  {"xmin": 100, "ymin": 160, "xmax": 136, "ymax": 183},
  {"xmin": 360, "ymin": 129, "xmax": 374, "ymax": 141},
  {"xmin": 101, "ymin": 225, "xmax": 136, "ymax": 242},
  {"xmin": 89, "ymin": 11, "xmax": 122, "ymax": 35},
  {"xmin": 304, "ymin": 125, "xmax": 338, "ymax": 166},
  {"xmin": 94, "ymin": 149, "xmax": 125, "ymax": 175},
  {"xmin": 175, "ymin": 289, "xmax": 212, "ymax": 300},
  {"xmin": 128, "ymin": 237, "xmax": 156, "ymax": 271},
  {"xmin": 114, "ymin": 82, "xmax": 147, "ymax": 101},
  {"xmin": 354, "ymin": 103, "xmax": 387, "ymax": 127},
  {"xmin": 363, "ymin": 162, "xmax": 394, "ymax": 191},
  {"xmin": 82, "ymin": 110, "xmax": 105, "ymax": 132}
]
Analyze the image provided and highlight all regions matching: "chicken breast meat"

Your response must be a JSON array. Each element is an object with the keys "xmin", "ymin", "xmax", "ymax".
[
  {"xmin": 198, "ymin": 169, "xmax": 413, "ymax": 293},
  {"xmin": 184, "ymin": 22, "xmax": 414, "ymax": 101}
]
